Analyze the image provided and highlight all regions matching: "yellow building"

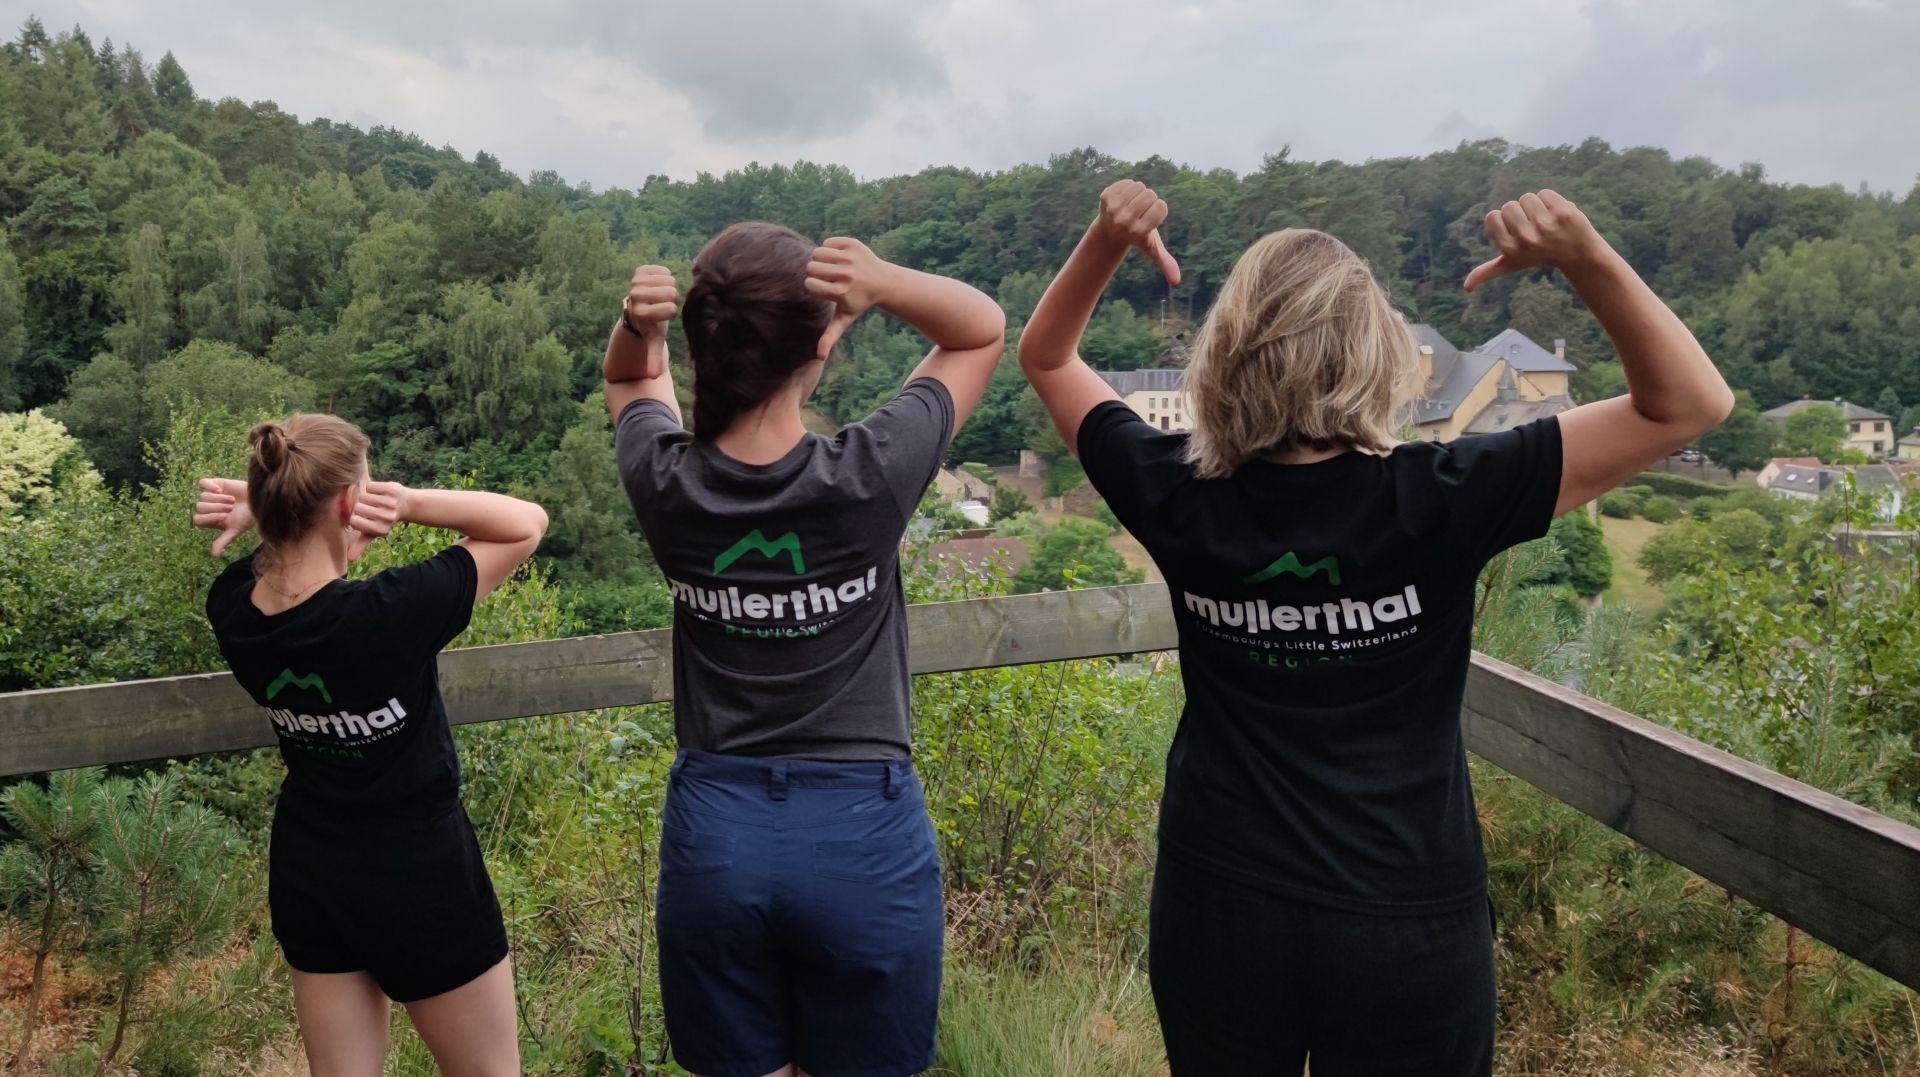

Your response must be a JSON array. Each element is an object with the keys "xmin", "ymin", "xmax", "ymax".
[
  {"xmin": 1762, "ymin": 399, "xmax": 1897, "ymax": 458},
  {"xmin": 1900, "ymin": 431, "xmax": 1920, "ymax": 462},
  {"xmin": 1095, "ymin": 327, "xmax": 1577, "ymax": 442},
  {"xmin": 1095, "ymin": 369, "xmax": 1192, "ymax": 432},
  {"xmin": 1405, "ymin": 326, "xmax": 1577, "ymax": 441}
]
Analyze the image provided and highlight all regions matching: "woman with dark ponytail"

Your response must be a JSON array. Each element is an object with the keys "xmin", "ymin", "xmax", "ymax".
[
  {"xmin": 604, "ymin": 224, "xmax": 1005, "ymax": 1077},
  {"xmin": 193, "ymin": 413, "xmax": 548, "ymax": 1076}
]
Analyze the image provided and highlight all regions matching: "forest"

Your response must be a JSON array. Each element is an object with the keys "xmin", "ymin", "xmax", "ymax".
[{"xmin": 3, "ymin": 15, "xmax": 1920, "ymax": 1076}]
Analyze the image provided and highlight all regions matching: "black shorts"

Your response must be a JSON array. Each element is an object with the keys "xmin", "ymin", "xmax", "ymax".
[
  {"xmin": 268, "ymin": 799, "xmax": 508, "ymax": 1003},
  {"xmin": 1149, "ymin": 854, "xmax": 1495, "ymax": 1076}
]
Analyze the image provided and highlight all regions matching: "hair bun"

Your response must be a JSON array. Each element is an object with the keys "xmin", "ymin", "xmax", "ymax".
[{"xmin": 248, "ymin": 421, "xmax": 292, "ymax": 471}]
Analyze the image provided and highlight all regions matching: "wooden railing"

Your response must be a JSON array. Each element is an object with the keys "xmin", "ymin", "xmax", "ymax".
[{"xmin": 3, "ymin": 583, "xmax": 1917, "ymax": 991}]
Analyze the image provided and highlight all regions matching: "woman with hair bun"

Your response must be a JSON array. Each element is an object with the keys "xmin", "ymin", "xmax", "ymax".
[
  {"xmin": 1019, "ymin": 182, "xmax": 1735, "ymax": 1074},
  {"xmin": 194, "ymin": 412, "xmax": 548, "ymax": 1076},
  {"xmin": 604, "ymin": 224, "xmax": 1004, "ymax": 1077}
]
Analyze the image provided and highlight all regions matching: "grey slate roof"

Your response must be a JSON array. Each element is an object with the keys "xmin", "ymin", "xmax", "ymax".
[
  {"xmin": 1411, "ymin": 323, "xmax": 1464, "ymax": 386},
  {"xmin": 1096, "ymin": 368, "xmax": 1187, "ymax": 395},
  {"xmin": 1766, "ymin": 463, "xmax": 1847, "ymax": 496},
  {"xmin": 1408, "ymin": 338, "xmax": 1497, "ymax": 424},
  {"xmin": 1762, "ymin": 399, "xmax": 1893, "ymax": 423},
  {"xmin": 1477, "ymin": 328, "xmax": 1576, "ymax": 372}
]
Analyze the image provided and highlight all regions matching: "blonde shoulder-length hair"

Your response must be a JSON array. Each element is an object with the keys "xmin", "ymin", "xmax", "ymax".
[{"xmin": 1183, "ymin": 229, "xmax": 1422, "ymax": 479}]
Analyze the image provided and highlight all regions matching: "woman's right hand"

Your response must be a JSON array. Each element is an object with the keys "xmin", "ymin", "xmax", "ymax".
[
  {"xmin": 193, "ymin": 477, "xmax": 255, "ymax": 557},
  {"xmin": 621, "ymin": 265, "xmax": 680, "ymax": 379},
  {"xmin": 1093, "ymin": 180, "xmax": 1181, "ymax": 285}
]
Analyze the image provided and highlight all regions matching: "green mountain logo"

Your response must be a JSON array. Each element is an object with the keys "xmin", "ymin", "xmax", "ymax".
[
  {"xmin": 265, "ymin": 668, "xmax": 331, "ymax": 703},
  {"xmin": 1243, "ymin": 552, "xmax": 1341, "ymax": 586},
  {"xmin": 714, "ymin": 530, "xmax": 806, "ymax": 576}
]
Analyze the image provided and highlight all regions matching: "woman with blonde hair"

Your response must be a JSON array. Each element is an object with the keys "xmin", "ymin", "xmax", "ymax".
[
  {"xmin": 1019, "ymin": 181, "xmax": 1734, "ymax": 1074},
  {"xmin": 193, "ymin": 413, "xmax": 547, "ymax": 1076}
]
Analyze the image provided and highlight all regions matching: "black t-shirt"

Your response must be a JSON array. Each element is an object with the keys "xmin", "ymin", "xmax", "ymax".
[
  {"xmin": 205, "ymin": 545, "xmax": 478, "ymax": 815},
  {"xmin": 1079, "ymin": 402, "xmax": 1564, "ymax": 914},
  {"xmin": 615, "ymin": 380, "xmax": 955, "ymax": 760}
]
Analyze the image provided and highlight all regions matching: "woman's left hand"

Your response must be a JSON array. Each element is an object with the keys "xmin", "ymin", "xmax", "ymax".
[
  {"xmin": 805, "ymin": 237, "xmax": 895, "ymax": 359},
  {"xmin": 346, "ymin": 481, "xmax": 407, "ymax": 562}
]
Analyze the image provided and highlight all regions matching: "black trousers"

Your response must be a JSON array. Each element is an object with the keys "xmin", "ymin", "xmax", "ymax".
[{"xmin": 1148, "ymin": 855, "xmax": 1495, "ymax": 1076}]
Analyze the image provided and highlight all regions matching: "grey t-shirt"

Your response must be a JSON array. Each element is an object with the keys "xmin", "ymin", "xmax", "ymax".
[{"xmin": 615, "ymin": 379, "xmax": 955, "ymax": 760}]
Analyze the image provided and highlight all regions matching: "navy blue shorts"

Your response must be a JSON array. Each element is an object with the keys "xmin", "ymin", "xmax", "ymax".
[{"xmin": 656, "ymin": 749, "xmax": 944, "ymax": 1077}]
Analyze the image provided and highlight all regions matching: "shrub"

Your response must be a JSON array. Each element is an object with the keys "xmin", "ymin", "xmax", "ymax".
[
  {"xmin": 1632, "ymin": 471, "xmax": 1734, "ymax": 500},
  {"xmin": 1640, "ymin": 495, "xmax": 1680, "ymax": 523},
  {"xmin": 1598, "ymin": 491, "xmax": 1638, "ymax": 518}
]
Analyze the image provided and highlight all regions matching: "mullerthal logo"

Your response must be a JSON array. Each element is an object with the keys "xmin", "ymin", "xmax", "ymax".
[
  {"xmin": 262, "ymin": 667, "xmax": 407, "ymax": 741},
  {"xmin": 665, "ymin": 528, "xmax": 880, "ymax": 633},
  {"xmin": 266, "ymin": 668, "xmax": 331, "ymax": 703},
  {"xmin": 1243, "ymin": 551, "xmax": 1341, "ymax": 586},
  {"xmin": 1184, "ymin": 550, "xmax": 1424, "ymax": 641},
  {"xmin": 715, "ymin": 529, "xmax": 806, "ymax": 575}
]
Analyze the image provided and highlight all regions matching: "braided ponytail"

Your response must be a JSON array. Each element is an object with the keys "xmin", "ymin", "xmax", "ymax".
[{"xmin": 683, "ymin": 222, "xmax": 835, "ymax": 438}]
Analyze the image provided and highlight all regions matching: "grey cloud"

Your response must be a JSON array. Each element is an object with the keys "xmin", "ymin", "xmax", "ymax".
[{"xmin": 1512, "ymin": 0, "xmax": 1920, "ymax": 191}]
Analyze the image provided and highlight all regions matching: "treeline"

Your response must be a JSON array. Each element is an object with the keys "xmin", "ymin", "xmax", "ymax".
[{"xmin": 6, "ymin": 19, "xmax": 1920, "ymax": 547}]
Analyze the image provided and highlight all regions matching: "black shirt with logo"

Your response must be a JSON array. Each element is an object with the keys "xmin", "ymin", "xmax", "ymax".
[
  {"xmin": 1079, "ymin": 402, "xmax": 1564, "ymax": 914},
  {"xmin": 205, "ymin": 546, "xmax": 477, "ymax": 815},
  {"xmin": 615, "ymin": 380, "xmax": 955, "ymax": 761}
]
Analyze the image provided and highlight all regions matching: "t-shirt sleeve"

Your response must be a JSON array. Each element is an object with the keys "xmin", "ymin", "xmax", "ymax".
[
  {"xmin": 1076, "ymin": 400, "xmax": 1188, "ymax": 540},
  {"xmin": 204, "ymin": 553, "xmax": 257, "ymax": 622},
  {"xmin": 614, "ymin": 398, "xmax": 690, "ymax": 532},
  {"xmin": 1427, "ymin": 417, "xmax": 1565, "ymax": 564},
  {"xmin": 370, "ymin": 544, "xmax": 479, "ymax": 661},
  {"xmin": 854, "ymin": 379, "xmax": 956, "ymax": 518}
]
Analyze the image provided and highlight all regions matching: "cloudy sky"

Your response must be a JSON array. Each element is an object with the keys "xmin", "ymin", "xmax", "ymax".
[{"xmin": 29, "ymin": 0, "xmax": 1920, "ymax": 194}]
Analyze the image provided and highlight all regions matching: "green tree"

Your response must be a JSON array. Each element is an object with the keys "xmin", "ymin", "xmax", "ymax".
[
  {"xmin": 1637, "ymin": 521, "xmax": 1717, "ymax": 585},
  {"xmin": 991, "ymin": 483, "xmax": 1032, "ymax": 523},
  {"xmin": 1013, "ymin": 516, "xmax": 1143, "ymax": 593},
  {"xmin": 1780, "ymin": 403, "xmax": 1848, "ymax": 462},
  {"xmin": 85, "ymin": 774, "xmax": 250, "ymax": 1077},
  {"xmin": 184, "ymin": 211, "xmax": 273, "ymax": 352},
  {"xmin": 1695, "ymin": 391, "xmax": 1777, "ymax": 476},
  {"xmin": 436, "ymin": 280, "xmax": 574, "ymax": 457},
  {"xmin": 0, "ymin": 768, "xmax": 107, "ymax": 1076},
  {"xmin": 104, "ymin": 223, "xmax": 173, "ymax": 369},
  {"xmin": 1873, "ymin": 387, "xmax": 1903, "ymax": 426},
  {"xmin": 143, "ymin": 339, "xmax": 314, "ymax": 437},
  {"xmin": 0, "ymin": 409, "xmax": 99, "ymax": 514},
  {"xmin": 46, "ymin": 354, "xmax": 149, "ymax": 485},
  {"xmin": 531, "ymin": 391, "xmax": 645, "ymax": 580},
  {"xmin": 0, "ymin": 231, "xmax": 24, "ymax": 410},
  {"xmin": 1545, "ymin": 511, "xmax": 1612, "ymax": 597}
]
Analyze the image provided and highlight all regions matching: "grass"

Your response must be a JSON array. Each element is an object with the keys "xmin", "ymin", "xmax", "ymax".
[
  {"xmin": 1600, "ymin": 515, "xmax": 1667, "ymax": 613},
  {"xmin": 932, "ymin": 958, "xmax": 1167, "ymax": 1077}
]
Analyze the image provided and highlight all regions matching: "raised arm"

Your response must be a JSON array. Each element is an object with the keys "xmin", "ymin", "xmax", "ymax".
[
  {"xmin": 1463, "ymin": 192, "xmax": 1736, "ymax": 516},
  {"xmin": 603, "ymin": 264, "xmax": 682, "ymax": 424},
  {"xmin": 193, "ymin": 478, "xmax": 547, "ymax": 601},
  {"xmin": 806, "ymin": 238, "xmax": 1006, "ymax": 430},
  {"xmin": 387, "ymin": 488, "xmax": 548, "ymax": 600},
  {"xmin": 1018, "ymin": 180, "xmax": 1182, "ymax": 452}
]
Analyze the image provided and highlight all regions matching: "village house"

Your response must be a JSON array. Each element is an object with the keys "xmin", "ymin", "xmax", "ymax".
[
  {"xmin": 1093, "ymin": 326, "xmax": 1578, "ymax": 441},
  {"xmin": 1898, "ymin": 428, "xmax": 1920, "ymax": 462},
  {"xmin": 1761, "ymin": 399, "xmax": 1897, "ymax": 458},
  {"xmin": 1758, "ymin": 456, "xmax": 1920, "ymax": 518}
]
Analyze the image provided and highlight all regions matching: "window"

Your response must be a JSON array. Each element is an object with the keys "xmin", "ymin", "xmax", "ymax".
[
  {"xmin": 1876, "ymin": 422, "xmax": 1886, "ymax": 432},
  {"xmin": 1160, "ymin": 417, "xmax": 1170, "ymax": 431}
]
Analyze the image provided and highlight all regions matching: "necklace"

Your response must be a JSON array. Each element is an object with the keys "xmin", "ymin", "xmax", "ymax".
[{"xmin": 259, "ymin": 573, "xmax": 333, "ymax": 602}]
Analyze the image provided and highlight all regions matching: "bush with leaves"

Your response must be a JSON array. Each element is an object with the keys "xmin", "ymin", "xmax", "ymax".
[{"xmin": 1639, "ymin": 494, "xmax": 1680, "ymax": 523}]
